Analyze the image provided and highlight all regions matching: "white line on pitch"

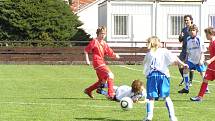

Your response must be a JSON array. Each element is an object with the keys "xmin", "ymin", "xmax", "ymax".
[
  {"xmin": 78, "ymin": 104, "xmax": 215, "ymax": 110},
  {"xmin": 117, "ymin": 65, "xmax": 142, "ymax": 72}
]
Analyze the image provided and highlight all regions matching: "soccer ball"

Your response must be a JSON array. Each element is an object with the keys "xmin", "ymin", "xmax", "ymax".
[{"xmin": 120, "ymin": 97, "xmax": 133, "ymax": 110}]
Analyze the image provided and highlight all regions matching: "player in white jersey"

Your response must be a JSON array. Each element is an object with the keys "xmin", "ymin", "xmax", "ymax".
[
  {"xmin": 178, "ymin": 24, "xmax": 207, "ymax": 94},
  {"xmin": 142, "ymin": 36, "xmax": 188, "ymax": 121},
  {"xmin": 97, "ymin": 80, "xmax": 146, "ymax": 102}
]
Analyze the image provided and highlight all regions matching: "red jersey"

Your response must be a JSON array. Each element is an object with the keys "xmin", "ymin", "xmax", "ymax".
[
  {"xmin": 85, "ymin": 38, "xmax": 116, "ymax": 69},
  {"xmin": 208, "ymin": 39, "xmax": 215, "ymax": 71}
]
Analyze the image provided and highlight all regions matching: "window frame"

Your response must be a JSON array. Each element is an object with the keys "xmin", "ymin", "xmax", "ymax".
[
  {"xmin": 167, "ymin": 14, "xmax": 185, "ymax": 39},
  {"xmin": 208, "ymin": 14, "xmax": 215, "ymax": 28},
  {"xmin": 111, "ymin": 14, "xmax": 130, "ymax": 38}
]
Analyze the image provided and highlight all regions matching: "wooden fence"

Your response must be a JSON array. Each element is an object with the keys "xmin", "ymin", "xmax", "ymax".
[{"xmin": 0, "ymin": 42, "xmax": 210, "ymax": 64}]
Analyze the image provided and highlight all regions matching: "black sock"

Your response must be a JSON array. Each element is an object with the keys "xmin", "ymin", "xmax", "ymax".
[
  {"xmin": 179, "ymin": 68, "xmax": 184, "ymax": 78},
  {"xmin": 189, "ymin": 71, "xmax": 194, "ymax": 83}
]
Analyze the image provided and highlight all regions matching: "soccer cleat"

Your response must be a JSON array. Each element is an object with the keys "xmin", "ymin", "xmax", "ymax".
[
  {"xmin": 84, "ymin": 89, "xmax": 94, "ymax": 98},
  {"xmin": 178, "ymin": 88, "xmax": 189, "ymax": 94},
  {"xmin": 190, "ymin": 96, "xmax": 202, "ymax": 102}
]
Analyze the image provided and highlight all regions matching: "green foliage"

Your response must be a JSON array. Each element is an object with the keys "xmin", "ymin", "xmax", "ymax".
[{"xmin": 0, "ymin": 0, "xmax": 90, "ymax": 46}]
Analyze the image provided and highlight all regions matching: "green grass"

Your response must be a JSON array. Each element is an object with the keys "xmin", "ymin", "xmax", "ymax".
[{"xmin": 0, "ymin": 65, "xmax": 214, "ymax": 121}]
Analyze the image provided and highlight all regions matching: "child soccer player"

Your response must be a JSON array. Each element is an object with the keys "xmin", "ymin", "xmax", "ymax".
[
  {"xmin": 84, "ymin": 26, "xmax": 120, "ymax": 99},
  {"xmin": 190, "ymin": 27, "xmax": 215, "ymax": 101},
  {"xmin": 142, "ymin": 36, "xmax": 188, "ymax": 121},
  {"xmin": 97, "ymin": 79, "xmax": 146, "ymax": 103},
  {"xmin": 178, "ymin": 24, "xmax": 207, "ymax": 94}
]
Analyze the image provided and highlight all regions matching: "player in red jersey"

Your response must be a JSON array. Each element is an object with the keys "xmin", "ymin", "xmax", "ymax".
[
  {"xmin": 190, "ymin": 27, "xmax": 215, "ymax": 101},
  {"xmin": 84, "ymin": 26, "xmax": 120, "ymax": 99}
]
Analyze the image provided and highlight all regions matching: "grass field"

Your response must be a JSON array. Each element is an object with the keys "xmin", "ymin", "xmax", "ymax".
[{"xmin": 0, "ymin": 65, "xmax": 214, "ymax": 121}]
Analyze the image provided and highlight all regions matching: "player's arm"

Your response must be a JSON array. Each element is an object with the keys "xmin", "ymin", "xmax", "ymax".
[
  {"xmin": 205, "ymin": 55, "xmax": 215, "ymax": 65},
  {"xmin": 84, "ymin": 51, "xmax": 90, "ymax": 65},
  {"xmin": 175, "ymin": 57, "xmax": 189, "ymax": 69},
  {"xmin": 105, "ymin": 44, "xmax": 120, "ymax": 59}
]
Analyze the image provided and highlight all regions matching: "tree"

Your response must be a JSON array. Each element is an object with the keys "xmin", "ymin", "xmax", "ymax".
[{"xmin": 0, "ymin": 0, "xmax": 90, "ymax": 46}]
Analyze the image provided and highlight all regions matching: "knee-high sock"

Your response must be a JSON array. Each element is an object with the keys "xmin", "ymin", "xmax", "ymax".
[
  {"xmin": 179, "ymin": 68, "xmax": 184, "ymax": 78},
  {"xmin": 85, "ymin": 81, "xmax": 100, "ymax": 92},
  {"xmin": 198, "ymin": 82, "xmax": 208, "ymax": 97},
  {"xmin": 107, "ymin": 78, "xmax": 115, "ymax": 97},
  {"xmin": 189, "ymin": 71, "xmax": 194, "ymax": 82},
  {"xmin": 183, "ymin": 73, "xmax": 189, "ymax": 90},
  {"xmin": 146, "ymin": 100, "xmax": 154, "ymax": 120},
  {"xmin": 165, "ymin": 97, "xmax": 177, "ymax": 121}
]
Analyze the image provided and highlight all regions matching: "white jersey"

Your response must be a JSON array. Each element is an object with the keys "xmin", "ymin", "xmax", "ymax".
[
  {"xmin": 115, "ymin": 85, "xmax": 146, "ymax": 101},
  {"xmin": 186, "ymin": 36, "xmax": 206, "ymax": 64},
  {"xmin": 143, "ymin": 48, "xmax": 176, "ymax": 77}
]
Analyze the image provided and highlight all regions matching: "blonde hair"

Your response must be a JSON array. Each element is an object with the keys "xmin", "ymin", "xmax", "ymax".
[
  {"xmin": 96, "ymin": 26, "xmax": 106, "ymax": 36},
  {"xmin": 189, "ymin": 24, "xmax": 199, "ymax": 32},
  {"xmin": 146, "ymin": 36, "xmax": 160, "ymax": 50},
  {"xmin": 204, "ymin": 27, "xmax": 215, "ymax": 35},
  {"xmin": 131, "ymin": 79, "xmax": 144, "ymax": 94}
]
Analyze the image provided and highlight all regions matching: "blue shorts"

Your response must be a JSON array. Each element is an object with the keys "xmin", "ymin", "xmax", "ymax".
[
  {"xmin": 186, "ymin": 61, "xmax": 206, "ymax": 72},
  {"xmin": 146, "ymin": 71, "xmax": 170, "ymax": 99}
]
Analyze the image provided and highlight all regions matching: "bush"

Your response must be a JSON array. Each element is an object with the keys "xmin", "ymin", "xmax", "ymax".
[{"xmin": 0, "ymin": 0, "xmax": 90, "ymax": 47}]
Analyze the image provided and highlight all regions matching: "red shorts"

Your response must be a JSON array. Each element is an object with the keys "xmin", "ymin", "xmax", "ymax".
[
  {"xmin": 204, "ymin": 68, "xmax": 215, "ymax": 81},
  {"xmin": 96, "ymin": 66, "xmax": 111, "ymax": 82}
]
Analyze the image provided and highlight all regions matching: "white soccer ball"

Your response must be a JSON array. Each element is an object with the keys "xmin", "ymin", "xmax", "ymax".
[{"xmin": 120, "ymin": 97, "xmax": 133, "ymax": 110}]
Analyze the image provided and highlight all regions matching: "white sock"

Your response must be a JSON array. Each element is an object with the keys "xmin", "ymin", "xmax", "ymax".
[
  {"xmin": 183, "ymin": 73, "xmax": 189, "ymax": 90},
  {"xmin": 145, "ymin": 100, "xmax": 154, "ymax": 120},
  {"xmin": 165, "ymin": 97, "xmax": 177, "ymax": 121}
]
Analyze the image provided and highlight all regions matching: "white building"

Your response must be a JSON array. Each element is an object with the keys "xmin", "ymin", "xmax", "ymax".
[{"xmin": 78, "ymin": 0, "xmax": 215, "ymax": 47}]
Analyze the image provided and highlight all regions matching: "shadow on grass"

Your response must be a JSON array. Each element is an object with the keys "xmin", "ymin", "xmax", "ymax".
[
  {"xmin": 39, "ymin": 97, "xmax": 107, "ymax": 101},
  {"xmin": 74, "ymin": 117, "xmax": 139, "ymax": 121}
]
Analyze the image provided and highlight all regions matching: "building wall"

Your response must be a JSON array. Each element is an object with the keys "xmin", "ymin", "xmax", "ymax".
[
  {"xmin": 77, "ymin": 0, "xmax": 104, "ymax": 38},
  {"xmin": 98, "ymin": 1, "xmax": 215, "ymax": 47}
]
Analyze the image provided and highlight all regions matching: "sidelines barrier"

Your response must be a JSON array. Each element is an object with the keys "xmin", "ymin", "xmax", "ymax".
[{"xmin": 0, "ymin": 42, "xmax": 210, "ymax": 64}]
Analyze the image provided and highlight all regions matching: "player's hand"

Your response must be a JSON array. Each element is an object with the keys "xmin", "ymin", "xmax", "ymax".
[
  {"xmin": 198, "ymin": 60, "xmax": 204, "ymax": 66},
  {"xmin": 205, "ymin": 60, "xmax": 211, "ymax": 66},
  {"xmin": 86, "ymin": 60, "xmax": 90, "ymax": 65},
  {"xmin": 183, "ymin": 64, "xmax": 189, "ymax": 69}
]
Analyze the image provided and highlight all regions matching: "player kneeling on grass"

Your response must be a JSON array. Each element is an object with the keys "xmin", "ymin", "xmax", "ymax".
[
  {"xmin": 142, "ymin": 36, "xmax": 188, "ymax": 121},
  {"xmin": 97, "ymin": 79, "xmax": 146, "ymax": 103},
  {"xmin": 190, "ymin": 27, "xmax": 215, "ymax": 102}
]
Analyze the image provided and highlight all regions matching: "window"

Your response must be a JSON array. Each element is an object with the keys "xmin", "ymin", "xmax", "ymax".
[
  {"xmin": 209, "ymin": 15, "xmax": 215, "ymax": 27},
  {"xmin": 168, "ymin": 15, "xmax": 184, "ymax": 37},
  {"xmin": 113, "ymin": 15, "xmax": 128, "ymax": 36}
]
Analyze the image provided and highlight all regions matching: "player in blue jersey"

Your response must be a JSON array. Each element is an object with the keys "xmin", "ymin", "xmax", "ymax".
[
  {"xmin": 178, "ymin": 15, "xmax": 194, "ymax": 86},
  {"xmin": 178, "ymin": 24, "xmax": 207, "ymax": 94},
  {"xmin": 142, "ymin": 36, "xmax": 188, "ymax": 121}
]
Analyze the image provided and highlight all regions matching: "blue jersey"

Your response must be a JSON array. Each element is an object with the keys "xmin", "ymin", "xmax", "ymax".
[{"xmin": 179, "ymin": 27, "xmax": 190, "ymax": 61}]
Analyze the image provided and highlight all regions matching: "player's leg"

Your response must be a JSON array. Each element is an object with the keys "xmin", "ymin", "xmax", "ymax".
[
  {"xmin": 197, "ymin": 65, "xmax": 209, "ymax": 93},
  {"xmin": 143, "ymin": 99, "xmax": 154, "ymax": 121},
  {"xmin": 178, "ymin": 66, "xmax": 184, "ymax": 86},
  {"xmin": 143, "ymin": 71, "xmax": 159, "ymax": 121},
  {"xmin": 178, "ymin": 68, "xmax": 190, "ymax": 93},
  {"xmin": 96, "ymin": 81, "xmax": 108, "ymax": 95},
  {"xmin": 97, "ymin": 66, "xmax": 115, "ymax": 99},
  {"xmin": 189, "ymin": 70, "xmax": 194, "ymax": 86},
  {"xmin": 164, "ymin": 97, "xmax": 177, "ymax": 121},
  {"xmin": 190, "ymin": 69, "xmax": 214, "ymax": 101},
  {"xmin": 84, "ymin": 81, "xmax": 101, "ymax": 98}
]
